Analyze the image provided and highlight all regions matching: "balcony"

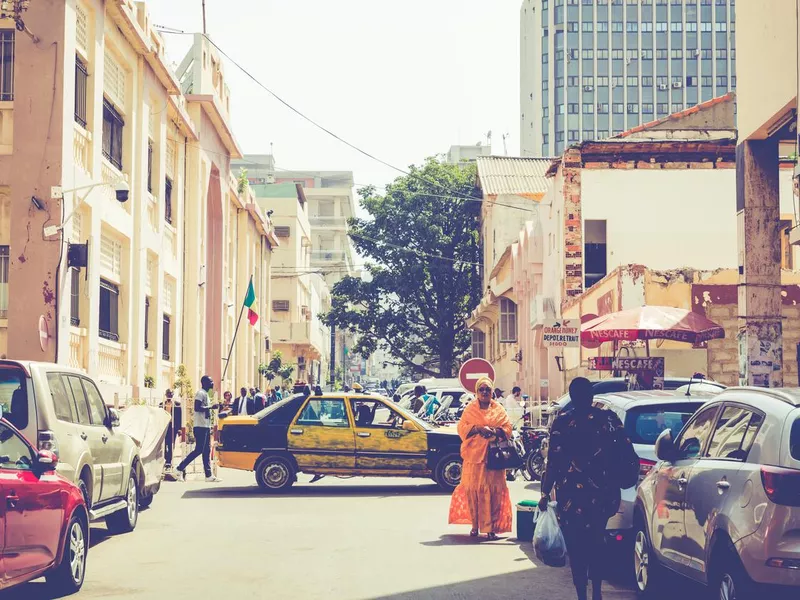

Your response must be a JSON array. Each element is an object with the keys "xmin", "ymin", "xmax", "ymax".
[
  {"xmin": 98, "ymin": 338, "xmax": 127, "ymax": 384},
  {"xmin": 310, "ymin": 250, "xmax": 347, "ymax": 264},
  {"xmin": 309, "ymin": 215, "xmax": 348, "ymax": 229},
  {"xmin": 73, "ymin": 123, "xmax": 92, "ymax": 175},
  {"xmin": 101, "ymin": 158, "xmax": 131, "ymax": 214},
  {"xmin": 272, "ymin": 321, "xmax": 325, "ymax": 357},
  {"xmin": 146, "ymin": 192, "xmax": 158, "ymax": 231},
  {"xmin": 69, "ymin": 327, "xmax": 87, "ymax": 371},
  {"xmin": 0, "ymin": 101, "xmax": 12, "ymax": 154}
]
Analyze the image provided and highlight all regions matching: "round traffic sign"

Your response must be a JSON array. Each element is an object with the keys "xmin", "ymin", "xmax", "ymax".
[
  {"xmin": 581, "ymin": 313, "xmax": 601, "ymax": 349},
  {"xmin": 38, "ymin": 315, "xmax": 49, "ymax": 353},
  {"xmin": 459, "ymin": 358, "xmax": 496, "ymax": 393}
]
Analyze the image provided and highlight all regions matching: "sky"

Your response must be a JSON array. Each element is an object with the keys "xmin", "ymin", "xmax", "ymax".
[{"xmin": 147, "ymin": 0, "xmax": 521, "ymax": 197}]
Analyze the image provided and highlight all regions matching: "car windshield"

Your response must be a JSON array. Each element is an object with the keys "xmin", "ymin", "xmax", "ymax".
[
  {"xmin": 0, "ymin": 366, "xmax": 29, "ymax": 431},
  {"xmin": 253, "ymin": 394, "xmax": 303, "ymax": 420},
  {"xmin": 624, "ymin": 402, "xmax": 705, "ymax": 445}
]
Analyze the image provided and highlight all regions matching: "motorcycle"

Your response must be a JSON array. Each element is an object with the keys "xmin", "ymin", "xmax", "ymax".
[{"xmin": 512, "ymin": 410, "xmax": 549, "ymax": 481}]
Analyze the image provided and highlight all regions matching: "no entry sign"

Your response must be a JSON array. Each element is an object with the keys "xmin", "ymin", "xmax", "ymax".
[{"xmin": 459, "ymin": 358, "xmax": 495, "ymax": 393}]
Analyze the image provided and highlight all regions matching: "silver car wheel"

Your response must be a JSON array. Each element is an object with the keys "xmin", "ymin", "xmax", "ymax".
[
  {"xmin": 442, "ymin": 460, "xmax": 462, "ymax": 487},
  {"xmin": 719, "ymin": 573, "xmax": 736, "ymax": 600},
  {"xmin": 634, "ymin": 530, "xmax": 649, "ymax": 592},
  {"xmin": 69, "ymin": 521, "xmax": 86, "ymax": 584},
  {"xmin": 126, "ymin": 476, "xmax": 138, "ymax": 525},
  {"xmin": 263, "ymin": 462, "xmax": 289, "ymax": 488}
]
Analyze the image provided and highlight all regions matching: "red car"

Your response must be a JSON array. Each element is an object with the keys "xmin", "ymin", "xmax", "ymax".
[{"xmin": 0, "ymin": 417, "xmax": 88, "ymax": 594}]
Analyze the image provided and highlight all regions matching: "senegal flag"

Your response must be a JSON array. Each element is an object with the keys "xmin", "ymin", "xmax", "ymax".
[{"xmin": 244, "ymin": 280, "xmax": 258, "ymax": 326}]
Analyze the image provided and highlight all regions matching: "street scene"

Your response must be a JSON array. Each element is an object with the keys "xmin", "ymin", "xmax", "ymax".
[{"xmin": 1, "ymin": 1, "xmax": 800, "ymax": 599}]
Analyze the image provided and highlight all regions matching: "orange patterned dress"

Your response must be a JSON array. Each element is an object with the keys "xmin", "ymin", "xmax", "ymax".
[{"xmin": 448, "ymin": 400, "xmax": 513, "ymax": 533}]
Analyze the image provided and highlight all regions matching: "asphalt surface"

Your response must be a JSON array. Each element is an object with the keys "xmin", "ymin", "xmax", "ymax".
[{"xmin": 8, "ymin": 468, "xmax": 639, "ymax": 600}]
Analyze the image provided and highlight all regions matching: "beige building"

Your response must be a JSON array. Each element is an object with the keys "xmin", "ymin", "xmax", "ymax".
[
  {"xmin": 0, "ymin": 3, "xmax": 276, "ymax": 401},
  {"xmin": 253, "ymin": 183, "xmax": 328, "ymax": 387}
]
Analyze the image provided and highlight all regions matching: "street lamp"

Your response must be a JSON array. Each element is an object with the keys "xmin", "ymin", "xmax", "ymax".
[{"xmin": 43, "ymin": 180, "xmax": 130, "ymax": 238}]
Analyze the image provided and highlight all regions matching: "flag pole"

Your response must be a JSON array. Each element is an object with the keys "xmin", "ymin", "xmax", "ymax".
[{"xmin": 222, "ymin": 275, "xmax": 252, "ymax": 384}]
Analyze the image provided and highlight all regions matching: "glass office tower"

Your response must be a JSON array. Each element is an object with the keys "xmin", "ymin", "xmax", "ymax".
[{"xmin": 520, "ymin": 0, "xmax": 736, "ymax": 157}]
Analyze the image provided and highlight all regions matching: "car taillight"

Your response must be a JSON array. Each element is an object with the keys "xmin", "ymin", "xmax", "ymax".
[
  {"xmin": 38, "ymin": 430, "xmax": 58, "ymax": 457},
  {"xmin": 639, "ymin": 458, "xmax": 656, "ymax": 482},
  {"xmin": 761, "ymin": 466, "xmax": 800, "ymax": 507}
]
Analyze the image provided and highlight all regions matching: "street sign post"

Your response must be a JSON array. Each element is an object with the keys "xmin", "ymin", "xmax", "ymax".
[
  {"xmin": 459, "ymin": 358, "xmax": 495, "ymax": 393},
  {"xmin": 542, "ymin": 320, "xmax": 580, "ymax": 348}
]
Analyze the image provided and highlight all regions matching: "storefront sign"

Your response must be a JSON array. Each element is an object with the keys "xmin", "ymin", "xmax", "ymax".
[
  {"xmin": 542, "ymin": 320, "xmax": 580, "ymax": 348},
  {"xmin": 588, "ymin": 356, "xmax": 665, "ymax": 389}
]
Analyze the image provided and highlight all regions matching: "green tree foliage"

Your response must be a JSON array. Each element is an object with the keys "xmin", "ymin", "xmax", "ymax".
[{"xmin": 324, "ymin": 158, "xmax": 482, "ymax": 377}]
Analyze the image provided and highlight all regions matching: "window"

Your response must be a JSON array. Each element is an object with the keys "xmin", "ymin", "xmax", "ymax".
[
  {"xmin": 556, "ymin": 77, "xmax": 565, "ymax": 87},
  {"xmin": 701, "ymin": 22, "xmax": 712, "ymax": 32},
  {"xmin": 582, "ymin": 49, "xmax": 594, "ymax": 59},
  {"xmin": 82, "ymin": 379, "xmax": 108, "ymax": 426},
  {"xmin": 297, "ymin": 399, "xmax": 349, "ymax": 427},
  {"xmin": 556, "ymin": 50, "xmax": 564, "ymax": 61},
  {"xmin": 686, "ymin": 22, "xmax": 697, "ymax": 32},
  {"xmin": 597, "ymin": 103, "xmax": 609, "ymax": 113},
  {"xmin": 657, "ymin": 102, "xmax": 669, "ymax": 113},
  {"xmin": 582, "ymin": 22, "xmax": 593, "ymax": 32},
  {"xmin": 642, "ymin": 103, "xmax": 654, "ymax": 114},
  {"xmin": 671, "ymin": 22, "xmax": 683, "ymax": 32},
  {"xmin": 472, "ymin": 329, "xmax": 486, "ymax": 359},
  {"xmin": 671, "ymin": 103, "xmax": 684, "ymax": 112},
  {"xmin": 612, "ymin": 50, "xmax": 624, "ymax": 60},
  {"xmin": 686, "ymin": 76, "xmax": 698, "ymax": 87},
  {"xmin": 569, "ymin": 49, "xmax": 579, "ymax": 60},
  {"xmin": 66, "ymin": 376, "xmax": 91, "ymax": 425},
  {"xmin": 162, "ymin": 314, "xmax": 171, "ymax": 361},
  {"xmin": 706, "ymin": 407, "xmax": 764, "ymax": 461},
  {"xmin": 147, "ymin": 140, "xmax": 154, "ymax": 194},
  {"xmin": 582, "ymin": 129, "xmax": 594, "ymax": 139},
  {"xmin": 715, "ymin": 22, "xmax": 727, "ymax": 32},
  {"xmin": 0, "ymin": 368, "xmax": 28, "ymax": 431},
  {"xmin": 716, "ymin": 49, "xmax": 727, "ymax": 59},
  {"xmin": 656, "ymin": 22, "xmax": 667, "ymax": 32},
  {"xmin": 0, "ymin": 245, "xmax": 7, "ymax": 318},
  {"xmin": 627, "ymin": 49, "xmax": 639, "ymax": 60},
  {"xmin": 627, "ymin": 103, "xmax": 639, "ymax": 113},
  {"xmin": 556, "ymin": 131, "xmax": 565, "ymax": 142},
  {"xmin": 701, "ymin": 49, "xmax": 712, "ymax": 59},
  {"xmin": 102, "ymin": 99, "xmax": 124, "ymax": 170},
  {"xmin": 612, "ymin": 21, "xmax": 623, "ymax": 32},
  {"xmin": 144, "ymin": 297, "xmax": 150, "ymax": 349},
  {"xmin": 568, "ymin": 22, "xmax": 579, "ymax": 32},
  {"xmin": 583, "ymin": 103, "xmax": 594, "ymax": 114},
  {"xmin": 656, "ymin": 49, "xmax": 668, "ymax": 59},
  {"xmin": 499, "ymin": 298, "xmax": 518, "ymax": 343},
  {"xmin": 543, "ymin": 107, "xmax": 550, "ymax": 117},
  {"xmin": 99, "ymin": 279, "xmax": 119, "ymax": 341},
  {"xmin": 583, "ymin": 76, "xmax": 594, "ymax": 86},
  {"xmin": 671, "ymin": 49, "xmax": 683, "ymax": 58},
  {"xmin": 642, "ymin": 22, "xmax": 653, "ymax": 32},
  {"xmin": 585, "ymin": 220, "xmax": 607, "ymax": 288},
  {"xmin": 0, "ymin": 423, "xmax": 34, "ymax": 471},
  {"xmin": 598, "ymin": 129, "xmax": 609, "ymax": 138},
  {"xmin": 677, "ymin": 406, "xmax": 719, "ymax": 458},
  {"xmin": 597, "ymin": 76, "xmax": 609, "ymax": 86},
  {"xmin": 569, "ymin": 103, "xmax": 579, "ymax": 113},
  {"xmin": 624, "ymin": 403, "xmax": 705, "ymax": 445},
  {"xmin": 543, "ymin": 27, "xmax": 549, "ymax": 37},
  {"xmin": 612, "ymin": 75, "xmax": 624, "ymax": 87},
  {"xmin": 613, "ymin": 103, "xmax": 624, "ymax": 113},
  {"xmin": 351, "ymin": 399, "xmax": 409, "ymax": 429},
  {"xmin": 165, "ymin": 177, "xmax": 173, "ymax": 224},
  {"xmin": 569, "ymin": 130, "xmax": 580, "ymax": 142},
  {"xmin": 568, "ymin": 76, "xmax": 579, "ymax": 86},
  {"xmin": 597, "ymin": 22, "xmax": 609, "ymax": 32},
  {"xmin": 543, "ymin": 133, "xmax": 550, "ymax": 144},
  {"xmin": 716, "ymin": 75, "xmax": 728, "ymax": 86},
  {"xmin": 542, "ymin": 80, "xmax": 549, "ymax": 91},
  {"xmin": 627, "ymin": 22, "xmax": 638, "ymax": 32},
  {"xmin": 641, "ymin": 50, "xmax": 653, "ymax": 59},
  {"xmin": 542, "ymin": 53, "xmax": 549, "ymax": 64},
  {"xmin": 47, "ymin": 374, "xmax": 78, "ymax": 423},
  {"xmin": 75, "ymin": 56, "xmax": 88, "ymax": 127},
  {"xmin": 597, "ymin": 49, "xmax": 609, "ymax": 59},
  {"xmin": 731, "ymin": 75, "xmax": 736, "ymax": 87},
  {"xmin": 642, "ymin": 76, "xmax": 654, "ymax": 86},
  {"xmin": 702, "ymin": 75, "xmax": 713, "ymax": 86},
  {"xmin": 0, "ymin": 30, "xmax": 13, "ymax": 101},
  {"xmin": 70, "ymin": 268, "xmax": 80, "ymax": 326},
  {"xmin": 627, "ymin": 75, "xmax": 638, "ymax": 86},
  {"xmin": 557, "ymin": 104, "xmax": 565, "ymax": 115},
  {"xmin": 657, "ymin": 76, "xmax": 668, "ymax": 86}
]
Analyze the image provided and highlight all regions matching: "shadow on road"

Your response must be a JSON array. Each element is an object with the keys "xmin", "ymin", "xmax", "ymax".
[
  {"xmin": 89, "ymin": 525, "xmax": 114, "ymax": 549},
  {"xmin": 180, "ymin": 482, "xmax": 449, "ymax": 500},
  {"xmin": 421, "ymin": 534, "xmax": 520, "ymax": 547}
]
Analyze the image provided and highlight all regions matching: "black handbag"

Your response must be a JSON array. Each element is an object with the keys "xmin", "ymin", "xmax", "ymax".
[{"xmin": 486, "ymin": 431, "xmax": 524, "ymax": 471}]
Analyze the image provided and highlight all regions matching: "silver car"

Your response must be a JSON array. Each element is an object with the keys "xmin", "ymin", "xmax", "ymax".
[{"xmin": 634, "ymin": 387, "xmax": 800, "ymax": 598}]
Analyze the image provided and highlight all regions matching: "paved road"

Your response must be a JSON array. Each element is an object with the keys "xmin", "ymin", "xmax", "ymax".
[{"xmin": 9, "ymin": 469, "xmax": 637, "ymax": 600}]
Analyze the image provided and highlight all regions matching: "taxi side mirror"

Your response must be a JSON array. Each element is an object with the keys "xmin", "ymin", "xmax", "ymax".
[{"xmin": 402, "ymin": 420, "xmax": 416, "ymax": 432}]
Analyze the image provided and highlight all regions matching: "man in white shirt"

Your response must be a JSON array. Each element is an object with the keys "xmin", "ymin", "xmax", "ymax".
[{"xmin": 504, "ymin": 386, "xmax": 525, "ymax": 424}]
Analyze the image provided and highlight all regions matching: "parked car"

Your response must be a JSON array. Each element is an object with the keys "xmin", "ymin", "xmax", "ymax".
[
  {"xmin": 0, "ymin": 360, "xmax": 145, "ymax": 534},
  {"xmin": 591, "ymin": 390, "xmax": 714, "ymax": 552},
  {"xmin": 0, "ymin": 417, "xmax": 89, "ymax": 594},
  {"xmin": 217, "ymin": 393, "xmax": 464, "ymax": 491},
  {"xmin": 633, "ymin": 386, "xmax": 800, "ymax": 598}
]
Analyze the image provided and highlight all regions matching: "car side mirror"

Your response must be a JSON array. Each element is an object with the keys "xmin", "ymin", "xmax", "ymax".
[
  {"xmin": 655, "ymin": 429, "xmax": 676, "ymax": 462},
  {"xmin": 402, "ymin": 420, "xmax": 416, "ymax": 432},
  {"xmin": 107, "ymin": 408, "xmax": 121, "ymax": 429},
  {"xmin": 37, "ymin": 449, "xmax": 58, "ymax": 470}
]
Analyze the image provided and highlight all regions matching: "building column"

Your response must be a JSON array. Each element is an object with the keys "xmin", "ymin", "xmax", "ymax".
[{"xmin": 736, "ymin": 138, "xmax": 783, "ymax": 387}]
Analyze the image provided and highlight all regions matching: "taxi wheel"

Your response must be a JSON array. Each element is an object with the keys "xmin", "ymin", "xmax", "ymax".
[
  {"xmin": 435, "ymin": 454, "xmax": 462, "ymax": 492},
  {"xmin": 255, "ymin": 455, "xmax": 295, "ymax": 492}
]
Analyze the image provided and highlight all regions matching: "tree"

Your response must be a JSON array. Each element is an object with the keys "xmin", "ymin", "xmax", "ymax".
[
  {"xmin": 259, "ymin": 351, "xmax": 296, "ymax": 389},
  {"xmin": 323, "ymin": 158, "xmax": 482, "ymax": 377}
]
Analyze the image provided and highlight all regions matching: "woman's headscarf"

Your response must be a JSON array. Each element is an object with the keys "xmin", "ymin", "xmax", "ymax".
[{"xmin": 474, "ymin": 376, "xmax": 494, "ymax": 395}]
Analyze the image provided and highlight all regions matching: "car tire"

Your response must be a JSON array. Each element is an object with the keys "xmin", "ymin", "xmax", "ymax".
[
  {"xmin": 435, "ymin": 454, "xmax": 462, "ymax": 492},
  {"xmin": 710, "ymin": 544, "xmax": 753, "ymax": 600},
  {"xmin": 106, "ymin": 473, "xmax": 139, "ymax": 534},
  {"xmin": 254, "ymin": 455, "xmax": 295, "ymax": 492},
  {"xmin": 78, "ymin": 478, "xmax": 91, "ymax": 509},
  {"xmin": 46, "ymin": 513, "xmax": 87, "ymax": 595},
  {"xmin": 633, "ymin": 513, "xmax": 661, "ymax": 597}
]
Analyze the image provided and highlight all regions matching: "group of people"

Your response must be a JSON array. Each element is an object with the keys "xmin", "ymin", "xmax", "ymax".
[{"xmin": 448, "ymin": 376, "xmax": 638, "ymax": 600}]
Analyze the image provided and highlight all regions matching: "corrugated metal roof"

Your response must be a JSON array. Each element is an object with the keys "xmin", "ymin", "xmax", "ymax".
[{"xmin": 476, "ymin": 156, "xmax": 553, "ymax": 197}]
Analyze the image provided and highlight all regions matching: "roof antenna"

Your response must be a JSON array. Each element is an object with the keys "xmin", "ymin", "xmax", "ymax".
[{"xmin": 685, "ymin": 373, "xmax": 694, "ymax": 397}]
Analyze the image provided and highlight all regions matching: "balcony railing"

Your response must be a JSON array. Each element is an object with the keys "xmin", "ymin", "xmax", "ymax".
[
  {"xmin": 101, "ymin": 158, "xmax": 131, "ymax": 214},
  {"xmin": 164, "ymin": 224, "xmax": 177, "ymax": 257},
  {"xmin": 0, "ymin": 101, "xmax": 12, "ymax": 155},
  {"xmin": 309, "ymin": 215, "xmax": 348, "ymax": 229},
  {"xmin": 73, "ymin": 123, "xmax": 92, "ymax": 175},
  {"xmin": 272, "ymin": 321, "xmax": 325, "ymax": 356},
  {"xmin": 310, "ymin": 250, "xmax": 347, "ymax": 263},
  {"xmin": 98, "ymin": 338, "xmax": 127, "ymax": 384},
  {"xmin": 69, "ymin": 327, "xmax": 87, "ymax": 371}
]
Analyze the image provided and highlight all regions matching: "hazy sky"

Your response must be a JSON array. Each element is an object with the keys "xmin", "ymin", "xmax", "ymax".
[{"xmin": 148, "ymin": 0, "xmax": 521, "ymax": 193}]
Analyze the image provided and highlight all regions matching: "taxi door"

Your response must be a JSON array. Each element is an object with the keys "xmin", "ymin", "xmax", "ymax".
[
  {"xmin": 350, "ymin": 398, "xmax": 428, "ymax": 472},
  {"xmin": 288, "ymin": 397, "xmax": 355, "ymax": 470}
]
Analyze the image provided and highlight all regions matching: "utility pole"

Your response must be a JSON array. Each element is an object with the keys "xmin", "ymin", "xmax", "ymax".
[
  {"xmin": 201, "ymin": 0, "xmax": 207, "ymax": 34},
  {"xmin": 329, "ymin": 323, "xmax": 336, "ymax": 391}
]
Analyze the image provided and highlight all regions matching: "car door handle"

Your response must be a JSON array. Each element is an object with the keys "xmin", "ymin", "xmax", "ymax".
[
  {"xmin": 677, "ymin": 477, "xmax": 688, "ymax": 486},
  {"xmin": 80, "ymin": 432, "xmax": 88, "ymax": 441},
  {"xmin": 357, "ymin": 432, "xmax": 371, "ymax": 438},
  {"xmin": 6, "ymin": 494, "xmax": 18, "ymax": 509},
  {"xmin": 290, "ymin": 428, "xmax": 304, "ymax": 435},
  {"xmin": 716, "ymin": 480, "xmax": 730, "ymax": 490}
]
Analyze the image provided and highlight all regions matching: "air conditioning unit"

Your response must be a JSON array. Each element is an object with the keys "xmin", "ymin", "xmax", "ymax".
[
  {"xmin": 658, "ymin": 83, "xmax": 669, "ymax": 91},
  {"xmin": 583, "ymin": 85, "xmax": 594, "ymax": 92},
  {"xmin": 672, "ymin": 81, "xmax": 683, "ymax": 89},
  {"xmin": 272, "ymin": 300, "xmax": 290, "ymax": 312},
  {"xmin": 266, "ymin": 173, "xmax": 276, "ymax": 184},
  {"xmin": 694, "ymin": 49, "xmax": 701, "ymax": 57},
  {"xmin": 274, "ymin": 226, "xmax": 291, "ymax": 238}
]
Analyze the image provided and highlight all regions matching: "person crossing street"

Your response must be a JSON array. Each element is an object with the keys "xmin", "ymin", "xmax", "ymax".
[{"xmin": 177, "ymin": 375, "xmax": 223, "ymax": 483}]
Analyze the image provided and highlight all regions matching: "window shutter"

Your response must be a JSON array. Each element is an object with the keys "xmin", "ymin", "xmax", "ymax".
[
  {"xmin": 99, "ymin": 234, "xmax": 122, "ymax": 280},
  {"xmin": 163, "ymin": 277, "xmax": 175, "ymax": 315},
  {"xmin": 103, "ymin": 49, "xmax": 126, "ymax": 109},
  {"xmin": 165, "ymin": 139, "xmax": 176, "ymax": 178},
  {"xmin": 76, "ymin": 4, "xmax": 89, "ymax": 56}
]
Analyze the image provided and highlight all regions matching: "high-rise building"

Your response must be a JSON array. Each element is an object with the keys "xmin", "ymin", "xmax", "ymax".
[{"xmin": 521, "ymin": 0, "xmax": 737, "ymax": 157}]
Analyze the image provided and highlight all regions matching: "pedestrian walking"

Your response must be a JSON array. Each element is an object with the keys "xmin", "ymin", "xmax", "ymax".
[
  {"xmin": 161, "ymin": 389, "xmax": 180, "ymax": 469},
  {"xmin": 503, "ymin": 386, "xmax": 525, "ymax": 423},
  {"xmin": 448, "ymin": 376, "xmax": 513, "ymax": 540},
  {"xmin": 176, "ymin": 375, "xmax": 222, "ymax": 483},
  {"xmin": 539, "ymin": 377, "xmax": 638, "ymax": 600}
]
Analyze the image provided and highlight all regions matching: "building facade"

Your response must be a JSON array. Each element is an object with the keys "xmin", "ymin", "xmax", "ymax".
[{"xmin": 521, "ymin": 0, "xmax": 737, "ymax": 157}]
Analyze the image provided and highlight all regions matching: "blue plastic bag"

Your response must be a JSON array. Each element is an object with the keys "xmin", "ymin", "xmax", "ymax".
[{"xmin": 532, "ymin": 502, "xmax": 567, "ymax": 567}]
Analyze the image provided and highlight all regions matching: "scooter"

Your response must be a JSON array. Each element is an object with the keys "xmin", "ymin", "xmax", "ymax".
[{"xmin": 513, "ymin": 410, "xmax": 549, "ymax": 481}]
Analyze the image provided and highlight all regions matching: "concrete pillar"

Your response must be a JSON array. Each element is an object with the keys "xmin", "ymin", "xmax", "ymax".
[{"xmin": 736, "ymin": 138, "xmax": 783, "ymax": 387}]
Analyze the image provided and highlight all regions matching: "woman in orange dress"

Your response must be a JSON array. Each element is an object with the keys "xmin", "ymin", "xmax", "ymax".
[{"xmin": 448, "ymin": 376, "xmax": 513, "ymax": 540}]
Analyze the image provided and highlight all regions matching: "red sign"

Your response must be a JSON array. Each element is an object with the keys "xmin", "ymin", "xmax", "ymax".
[
  {"xmin": 581, "ymin": 313, "xmax": 601, "ymax": 349},
  {"xmin": 459, "ymin": 358, "xmax": 495, "ymax": 393}
]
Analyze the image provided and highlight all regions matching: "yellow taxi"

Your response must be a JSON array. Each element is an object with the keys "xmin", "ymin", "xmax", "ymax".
[{"xmin": 217, "ymin": 392, "xmax": 463, "ymax": 492}]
